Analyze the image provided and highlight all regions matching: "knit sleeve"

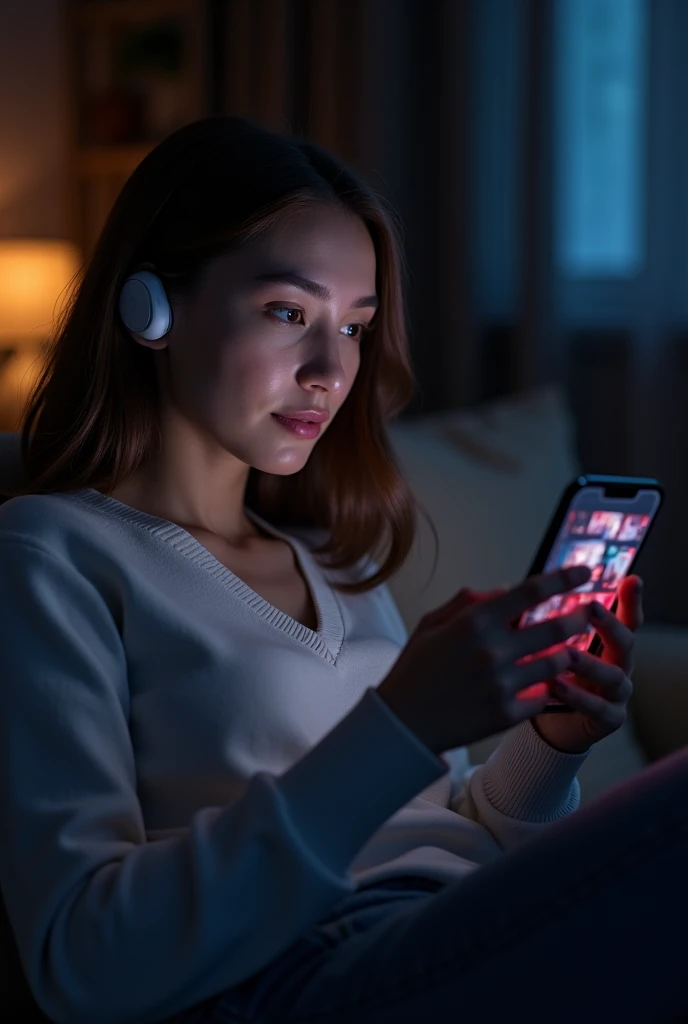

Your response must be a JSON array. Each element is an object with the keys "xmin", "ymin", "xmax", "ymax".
[
  {"xmin": 449, "ymin": 720, "xmax": 589, "ymax": 849},
  {"xmin": 0, "ymin": 536, "xmax": 446, "ymax": 1024}
]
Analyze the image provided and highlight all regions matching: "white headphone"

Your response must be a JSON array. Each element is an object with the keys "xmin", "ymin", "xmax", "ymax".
[{"xmin": 118, "ymin": 270, "xmax": 173, "ymax": 341}]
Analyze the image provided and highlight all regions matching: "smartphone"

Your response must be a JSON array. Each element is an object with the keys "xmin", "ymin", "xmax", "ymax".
[{"xmin": 516, "ymin": 475, "xmax": 664, "ymax": 713}]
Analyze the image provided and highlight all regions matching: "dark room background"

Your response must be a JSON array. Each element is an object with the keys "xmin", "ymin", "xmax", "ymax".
[{"xmin": 1, "ymin": 0, "xmax": 686, "ymax": 626}]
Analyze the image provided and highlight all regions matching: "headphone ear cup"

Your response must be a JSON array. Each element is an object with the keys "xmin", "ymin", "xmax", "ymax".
[{"xmin": 119, "ymin": 270, "xmax": 172, "ymax": 341}]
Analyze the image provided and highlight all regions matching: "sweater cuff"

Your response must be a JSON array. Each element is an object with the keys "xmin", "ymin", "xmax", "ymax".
[{"xmin": 481, "ymin": 718, "xmax": 589, "ymax": 822}]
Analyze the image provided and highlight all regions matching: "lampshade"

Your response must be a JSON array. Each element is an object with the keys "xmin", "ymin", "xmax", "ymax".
[{"xmin": 0, "ymin": 239, "xmax": 81, "ymax": 348}]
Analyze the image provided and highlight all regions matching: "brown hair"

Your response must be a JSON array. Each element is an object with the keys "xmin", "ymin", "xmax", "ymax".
[{"xmin": 2, "ymin": 115, "xmax": 438, "ymax": 596}]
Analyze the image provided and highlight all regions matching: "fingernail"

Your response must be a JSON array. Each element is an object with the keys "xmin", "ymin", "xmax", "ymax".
[
  {"xmin": 568, "ymin": 648, "xmax": 580, "ymax": 663},
  {"xmin": 589, "ymin": 601, "xmax": 605, "ymax": 619}
]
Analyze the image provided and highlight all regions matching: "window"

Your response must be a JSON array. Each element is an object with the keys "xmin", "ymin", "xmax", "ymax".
[{"xmin": 555, "ymin": 0, "xmax": 649, "ymax": 277}]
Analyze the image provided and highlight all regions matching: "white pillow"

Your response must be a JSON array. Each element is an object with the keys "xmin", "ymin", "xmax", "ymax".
[{"xmin": 385, "ymin": 384, "xmax": 581, "ymax": 631}]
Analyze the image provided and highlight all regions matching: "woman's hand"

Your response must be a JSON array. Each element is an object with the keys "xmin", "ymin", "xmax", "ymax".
[
  {"xmin": 532, "ymin": 575, "xmax": 644, "ymax": 755},
  {"xmin": 376, "ymin": 566, "xmax": 594, "ymax": 757}
]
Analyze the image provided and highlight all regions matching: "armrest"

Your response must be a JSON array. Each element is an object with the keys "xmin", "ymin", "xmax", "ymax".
[{"xmin": 629, "ymin": 624, "xmax": 688, "ymax": 762}]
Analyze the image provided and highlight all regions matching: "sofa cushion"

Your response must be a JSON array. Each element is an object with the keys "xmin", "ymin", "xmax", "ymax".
[
  {"xmin": 630, "ymin": 624, "xmax": 688, "ymax": 761},
  {"xmin": 385, "ymin": 384, "xmax": 581, "ymax": 626}
]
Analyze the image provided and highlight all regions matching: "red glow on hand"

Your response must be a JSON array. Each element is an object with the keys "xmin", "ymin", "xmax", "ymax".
[{"xmin": 517, "ymin": 681, "xmax": 549, "ymax": 703}]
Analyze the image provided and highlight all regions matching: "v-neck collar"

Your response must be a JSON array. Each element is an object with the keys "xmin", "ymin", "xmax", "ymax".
[{"xmin": 68, "ymin": 489, "xmax": 345, "ymax": 663}]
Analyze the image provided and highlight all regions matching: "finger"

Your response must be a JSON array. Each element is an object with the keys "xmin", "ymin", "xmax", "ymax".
[
  {"xmin": 510, "ymin": 687, "xmax": 552, "ymax": 720},
  {"xmin": 485, "ymin": 566, "xmax": 592, "ymax": 627},
  {"xmin": 505, "ymin": 646, "xmax": 574, "ymax": 698},
  {"xmin": 478, "ymin": 586, "xmax": 510, "ymax": 602},
  {"xmin": 565, "ymin": 649, "xmax": 632, "ymax": 703},
  {"xmin": 510, "ymin": 606, "xmax": 592, "ymax": 662},
  {"xmin": 551, "ymin": 676, "xmax": 626, "ymax": 728},
  {"xmin": 616, "ymin": 575, "xmax": 644, "ymax": 633},
  {"xmin": 587, "ymin": 601, "xmax": 635, "ymax": 675}
]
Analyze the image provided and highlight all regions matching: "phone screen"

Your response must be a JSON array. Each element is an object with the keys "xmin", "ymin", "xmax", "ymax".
[{"xmin": 517, "ymin": 485, "xmax": 662, "ymax": 704}]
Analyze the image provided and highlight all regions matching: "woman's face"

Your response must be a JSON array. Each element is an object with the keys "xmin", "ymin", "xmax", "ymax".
[{"xmin": 148, "ymin": 203, "xmax": 379, "ymax": 479}]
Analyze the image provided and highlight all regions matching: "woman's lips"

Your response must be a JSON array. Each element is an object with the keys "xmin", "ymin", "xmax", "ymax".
[{"xmin": 271, "ymin": 414, "xmax": 322, "ymax": 438}]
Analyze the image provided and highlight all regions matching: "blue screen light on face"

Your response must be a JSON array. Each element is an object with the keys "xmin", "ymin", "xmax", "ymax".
[{"xmin": 555, "ymin": 0, "xmax": 648, "ymax": 277}]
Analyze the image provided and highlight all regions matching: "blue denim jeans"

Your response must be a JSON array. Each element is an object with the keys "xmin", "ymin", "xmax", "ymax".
[{"xmin": 170, "ymin": 745, "xmax": 688, "ymax": 1024}]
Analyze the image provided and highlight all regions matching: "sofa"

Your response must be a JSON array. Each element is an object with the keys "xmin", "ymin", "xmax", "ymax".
[
  {"xmin": 1, "ymin": 384, "xmax": 688, "ymax": 798},
  {"xmin": 382, "ymin": 383, "xmax": 688, "ymax": 797},
  {"xmin": 0, "ymin": 383, "xmax": 687, "ymax": 1019},
  {"xmin": 0, "ymin": 385, "xmax": 687, "ymax": 798}
]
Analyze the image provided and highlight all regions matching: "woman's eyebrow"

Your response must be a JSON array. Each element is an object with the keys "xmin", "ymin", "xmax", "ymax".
[{"xmin": 251, "ymin": 270, "xmax": 379, "ymax": 309}]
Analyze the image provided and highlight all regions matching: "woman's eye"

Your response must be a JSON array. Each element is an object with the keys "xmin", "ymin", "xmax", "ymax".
[
  {"xmin": 269, "ymin": 307, "xmax": 304, "ymax": 326},
  {"xmin": 342, "ymin": 324, "xmax": 366, "ymax": 340},
  {"xmin": 267, "ymin": 307, "xmax": 370, "ymax": 340}
]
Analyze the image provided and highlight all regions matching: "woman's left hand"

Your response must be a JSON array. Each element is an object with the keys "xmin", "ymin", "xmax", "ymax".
[{"xmin": 532, "ymin": 575, "xmax": 644, "ymax": 755}]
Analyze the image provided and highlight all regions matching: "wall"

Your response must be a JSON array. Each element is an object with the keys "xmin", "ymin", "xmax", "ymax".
[{"xmin": 0, "ymin": 0, "xmax": 69, "ymax": 239}]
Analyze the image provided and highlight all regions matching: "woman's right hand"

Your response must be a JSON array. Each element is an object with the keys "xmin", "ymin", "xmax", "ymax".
[{"xmin": 376, "ymin": 565, "xmax": 593, "ymax": 756}]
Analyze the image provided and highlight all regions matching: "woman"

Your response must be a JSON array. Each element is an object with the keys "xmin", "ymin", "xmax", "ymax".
[{"xmin": 0, "ymin": 115, "xmax": 685, "ymax": 1024}]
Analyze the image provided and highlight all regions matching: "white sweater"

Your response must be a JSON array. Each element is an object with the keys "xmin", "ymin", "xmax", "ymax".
[{"xmin": 0, "ymin": 489, "xmax": 589, "ymax": 1024}]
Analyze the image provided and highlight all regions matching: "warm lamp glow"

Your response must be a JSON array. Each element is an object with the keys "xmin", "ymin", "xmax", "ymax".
[{"xmin": 0, "ymin": 239, "xmax": 81, "ymax": 348}]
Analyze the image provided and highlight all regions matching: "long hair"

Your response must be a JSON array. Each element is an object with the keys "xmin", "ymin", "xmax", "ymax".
[{"xmin": 1, "ymin": 115, "xmax": 438, "ymax": 596}]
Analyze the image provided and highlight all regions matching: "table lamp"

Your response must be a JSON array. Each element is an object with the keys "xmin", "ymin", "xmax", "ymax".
[{"xmin": 0, "ymin": 239, "xmax": 81, "ymax": 431}]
